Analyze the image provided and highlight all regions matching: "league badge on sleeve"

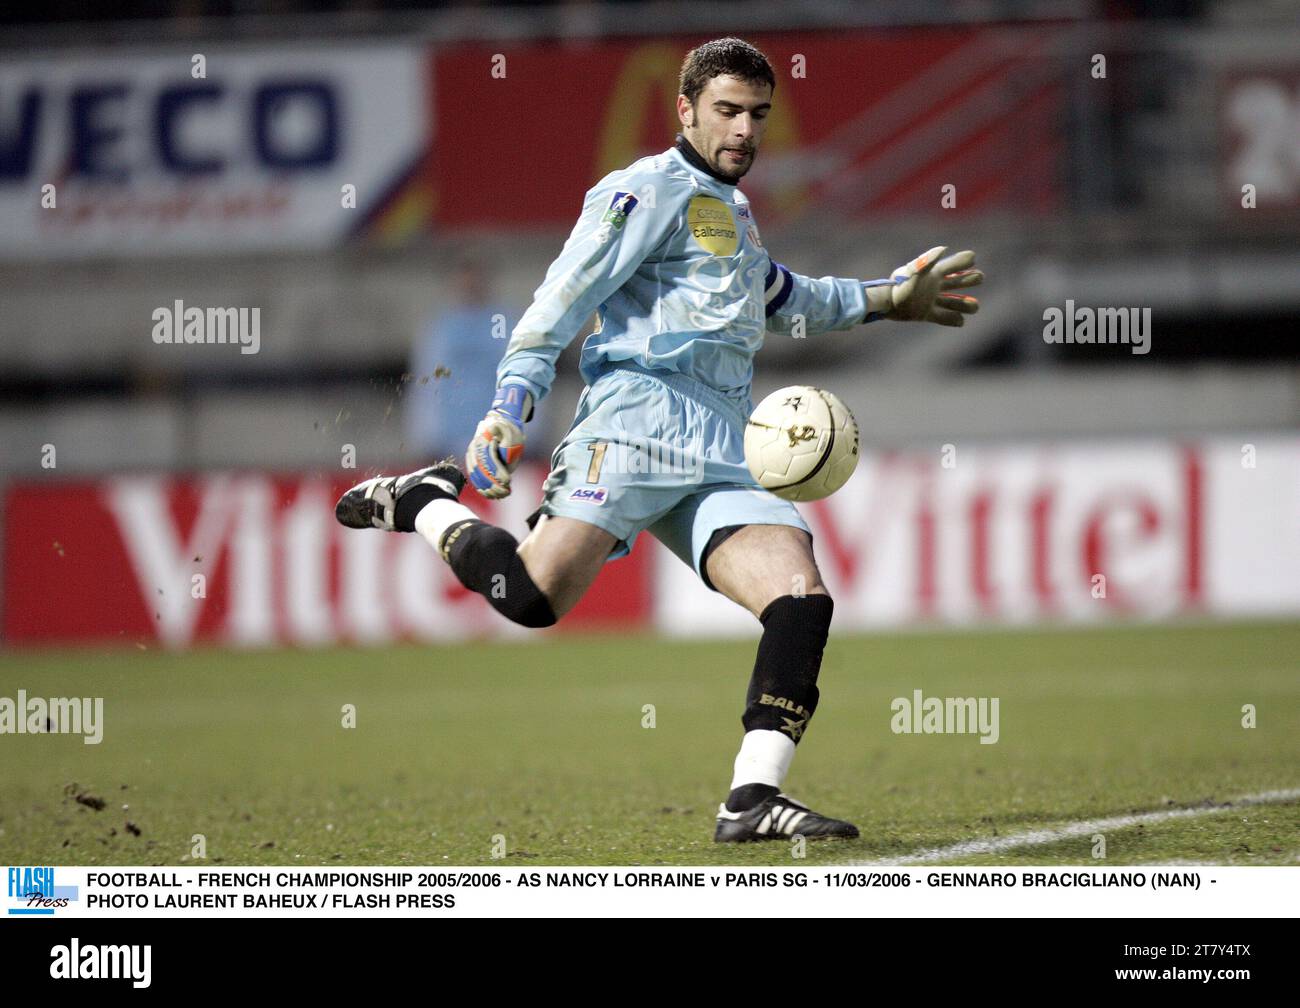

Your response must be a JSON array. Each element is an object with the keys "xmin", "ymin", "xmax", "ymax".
[{"xmin": 602, "ymin": 192, "xmax": 639, "ymax": 230}]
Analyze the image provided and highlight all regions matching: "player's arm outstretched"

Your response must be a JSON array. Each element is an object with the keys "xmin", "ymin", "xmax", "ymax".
[
  {"xmin": 765, "ymin": 245, "xmax": 983, "ymax": 335},
  {"xmin": 465, "ymin": 178, "xmax": 678, "ymax": 499}
]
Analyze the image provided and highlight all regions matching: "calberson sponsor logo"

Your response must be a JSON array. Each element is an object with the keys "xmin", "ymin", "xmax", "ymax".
[
  {"xmin": 50, "ymin": 940, "xmax": 151, "ymax": 988},
  {"xmin": 687, "ymin": 195, "xmax": 737, "ymax": 256}
]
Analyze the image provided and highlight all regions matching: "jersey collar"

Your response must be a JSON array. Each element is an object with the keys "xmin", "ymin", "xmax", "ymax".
[{"xmin": 673, "ymin": 133, "xmax": 738, "ymax": 188}]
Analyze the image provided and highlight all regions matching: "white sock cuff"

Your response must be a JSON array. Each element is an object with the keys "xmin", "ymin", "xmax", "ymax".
[
  {"xmin": 414, "ymin": 497, "xmax": 478, "ymax": 552},
  {"xmin": 729, "ymin": 729, "xmax": 796, "ymax": 790}
]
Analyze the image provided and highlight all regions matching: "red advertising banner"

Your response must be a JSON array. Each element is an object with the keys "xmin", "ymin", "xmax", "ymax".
[
  {"xmin": 2, "ymin": 466, "xmax": 650, "ymax": 648},
  {"xmin": 418, "ymin": 28, "xmax": 1064, "ymax": 231},
  {"xmin": 653, "ymin": 438, "xmax": 1300, "ymax": 636},
  {"xmin": 1, "ymin": 30, "xmax": 1068, "ymax": 256},
  {"xmin": 5, "ymin": 439, "xmax": 1298, "ymax": 648}
]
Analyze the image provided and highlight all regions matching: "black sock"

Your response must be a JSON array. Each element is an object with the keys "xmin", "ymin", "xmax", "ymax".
[
  {"xmin": 726, "ymin": 783, "xmax": 779, "ymax": 813},
  {"xmin": 741, "ymin": 593, "xmax": 834, "ymax": 737},
  {"xmin": 725, "ymin": 595, "xmax": 834, "ymax": 812},
  {"xmin": 393, "ymin": 484, "xmax": 444, "ymax": 533},
  {"xmin": 441, "ymin": 519, "xmax": 557, "ymax": 628}
]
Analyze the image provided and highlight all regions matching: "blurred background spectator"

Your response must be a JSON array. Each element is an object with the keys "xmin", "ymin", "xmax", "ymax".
[{"xmin": 404, "ymin": 256, "xmax": 520, "ymax": 463}]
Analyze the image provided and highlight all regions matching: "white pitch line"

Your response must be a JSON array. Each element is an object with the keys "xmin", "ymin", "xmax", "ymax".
[{"xmin": 845, "ymin": 788, "xmax": 1300, "ymax": 866}]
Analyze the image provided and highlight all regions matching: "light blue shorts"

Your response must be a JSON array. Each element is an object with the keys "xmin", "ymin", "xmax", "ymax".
[{"xmin": 528, "ymin": 363, "xmax": 811, "ymax": 587}]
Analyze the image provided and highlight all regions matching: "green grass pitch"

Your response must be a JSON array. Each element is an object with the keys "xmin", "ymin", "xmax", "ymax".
[{"xmin": 1, "ymin": 621, "xmax": 1296, "ymax": 867}]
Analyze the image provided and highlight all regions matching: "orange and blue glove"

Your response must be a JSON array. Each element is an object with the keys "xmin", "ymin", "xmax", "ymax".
[{"xmin": 466, "ymin": 382, "xmax": 533, "ymax": 499}]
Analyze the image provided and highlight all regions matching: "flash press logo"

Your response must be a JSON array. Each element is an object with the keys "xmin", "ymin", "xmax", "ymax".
[
  {"xmin": 50, "ymin": 939, "xmax": 151, "ymax": 988},
  {"xmin": 6, "ymin": 867, "xmax": 79, "ymax": 915}
]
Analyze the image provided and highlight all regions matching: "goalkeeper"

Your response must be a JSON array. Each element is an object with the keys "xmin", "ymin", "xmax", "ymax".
[{"xmin": 337, "ymin": 37, "xmax": 982, "ymax": 842}]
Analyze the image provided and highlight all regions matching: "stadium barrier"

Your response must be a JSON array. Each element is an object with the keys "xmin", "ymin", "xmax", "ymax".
[{"xmin": 4, "ymin": 437, "xmax": 1296, "ymax": 647}]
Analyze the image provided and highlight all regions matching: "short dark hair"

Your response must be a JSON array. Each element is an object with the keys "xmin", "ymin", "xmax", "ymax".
[{"xmin": 679, "ymin": 38, "xmax": 775, "ymax": 108}]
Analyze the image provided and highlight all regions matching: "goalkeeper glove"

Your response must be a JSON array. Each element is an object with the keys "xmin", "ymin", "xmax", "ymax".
[
  {"xmin": 863, "ymin": 246, "xmax": 983, "ymax": 326},
  {"xmin": 466, "ymin": 382, "xmax": 533, "ymax": 500}
]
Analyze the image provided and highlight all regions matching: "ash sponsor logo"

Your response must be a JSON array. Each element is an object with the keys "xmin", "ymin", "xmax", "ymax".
[
  {"xmin": 0, "ymin": 691, "xmax": 103, "ymax": 744},
  {"xmin": 50, "ymin": 939, "xmax": 151, "ymax": 988},
  {"xmin": 152, "ymin": 300, "xmax": 261, "ymax": 354},
  {"xmin": 568, "ymin": 486, "xmax": 609, "ymax": 505},
  {"xmin": 890, "ymin": 689, "xmax": 1000, "ymax": 744},
  {"xmin": 6, "ymin": 867, "xmax": 79, "ymax": 915}
]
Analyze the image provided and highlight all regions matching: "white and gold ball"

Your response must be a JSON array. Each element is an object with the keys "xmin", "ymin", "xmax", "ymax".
[{"xmin": 744, "ymin": 386, "xmax": 860, "ymax": 501}]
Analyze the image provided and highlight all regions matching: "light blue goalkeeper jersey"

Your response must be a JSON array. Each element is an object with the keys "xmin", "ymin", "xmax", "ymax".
[{"xmin": 496, "ymin": 138, "xmax": 877, "ymax": 413}]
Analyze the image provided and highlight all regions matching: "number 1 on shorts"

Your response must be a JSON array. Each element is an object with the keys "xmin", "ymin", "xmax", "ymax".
[{"xmin": 586, "ymin": 441, "xmax": 608, "ymax": 483}]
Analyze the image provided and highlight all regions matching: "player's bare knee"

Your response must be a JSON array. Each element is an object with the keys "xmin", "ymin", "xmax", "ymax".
[
  {"xmin": 505, "ymin": 550, "xmax": 554, "ymax": 619},
  {"xmin": 521, "ymin": 563, "xmax": 574, "ymax": 619},
  {"xmin": 518, "ymin": 518, "xmax": 615, "ymax": 621},
  {"xmin": 515, "ymin": 546, "xmax": 585, "ymax": 621},
  {"xmin": 790, "ymin": 569, "xmax": 828, "ymax": 600}
]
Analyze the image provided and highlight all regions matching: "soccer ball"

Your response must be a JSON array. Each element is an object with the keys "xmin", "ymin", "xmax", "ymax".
[{"xmin": 744, "ymin": 386, "xmax": 860, "ymax": 501}]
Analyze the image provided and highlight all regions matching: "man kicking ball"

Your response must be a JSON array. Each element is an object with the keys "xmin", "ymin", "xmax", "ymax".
[{"xmin": 336, "ymin": 37, "xmax": 982, "ymax": 842}]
